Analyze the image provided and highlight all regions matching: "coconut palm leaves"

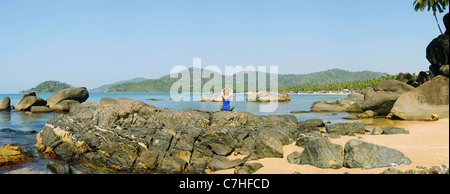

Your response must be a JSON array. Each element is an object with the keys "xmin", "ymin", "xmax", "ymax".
[{"xmin": 413, "ymin": 0, "xmax": 450, "ymax": 34}]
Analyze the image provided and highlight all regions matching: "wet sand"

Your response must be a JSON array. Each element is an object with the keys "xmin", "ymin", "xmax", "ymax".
[{"xmin": 214, "ymin": 118, "xmax": 449, "ymax": 174}]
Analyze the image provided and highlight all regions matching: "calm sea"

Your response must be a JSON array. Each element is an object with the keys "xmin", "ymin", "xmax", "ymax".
[{"xmin": 0, "ymin": 92, "xmax": 354, "ymax": 173}]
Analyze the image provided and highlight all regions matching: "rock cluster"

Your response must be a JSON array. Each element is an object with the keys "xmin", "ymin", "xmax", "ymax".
[
  {"xmin": 35, "ymin": 97, "xmax": 414, "ymax": 173},
  {"xmin": 288, "ymin": 138, "xmax": 411, "ymax": 170},
  {"xmin": 309, "ymin": 14, "xmax": 449, "ymax": 120},
  {"xmin": 13, "ymin": 87, "xmax": 89, "ymax": 113},
  {"xmin": 246, "ymin": 91, "xmax": 291, "ymax": 102},
  {"xmin": 35, "ymin": 97, "xmax": 300, "ymax": 174}
]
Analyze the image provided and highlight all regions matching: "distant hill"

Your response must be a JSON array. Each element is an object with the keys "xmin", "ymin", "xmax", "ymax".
[
  {"xmin": 20, "ymin": 80, "xmax": 72, "ymax": 93},
  {"xmin": 90, "ymin": 77, "xmax": 147, "ymax": 93},
  {"xmin": 103, "ymin": 68, "xmax": 389, "ymax": 93}
]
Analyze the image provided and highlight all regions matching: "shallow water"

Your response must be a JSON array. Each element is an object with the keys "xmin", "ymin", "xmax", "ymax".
[{"xmin": 0, "ymin": 93, "xmax": 356, "ymax": 174}]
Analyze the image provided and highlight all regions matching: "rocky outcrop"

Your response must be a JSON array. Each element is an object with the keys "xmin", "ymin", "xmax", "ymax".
[
  {"xmin": 35, "ymin": 97, "xmax": 301, "ymax": 174},
  {"xmin": 362, "ymin": 80, "xmax": 415, "ymax": 115},
  {"xmin": 246, "ymin": 91, "xmax": 291, "ymax": 102},
  {"xmin": 390, "ymin": 75, "xmax": 449, "ymax": 120},
  {"xmin": 46, "ymin": 87, "xmax": 89, "ymax": 111},
  {"xmin": 343, "ymin": 139, "xmax": 411, "ymax": 169},
  {"xmin": 310, "ymin": 93, "xmax": 364, "ymax": 112},
  {"xmin": 15, "ymin": 92, "xmax": 47, "ymax": 111},
  {"xmin": 0, "ymin": 144, "xmax": 32, "ymax": 170},
  {"xmin": 0, "ymin": 96, "xmax": 11, "ymax": 111}
]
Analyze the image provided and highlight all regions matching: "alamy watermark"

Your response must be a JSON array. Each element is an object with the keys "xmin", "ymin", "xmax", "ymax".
[{"xmin": 169, "ymin": 58, "xmax": 279, "ymax": 112}]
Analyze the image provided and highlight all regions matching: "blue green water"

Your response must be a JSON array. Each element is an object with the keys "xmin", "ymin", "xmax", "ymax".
[{"xmin": 0, "ymin": 93, "xmax": 353, "ymax": 173}]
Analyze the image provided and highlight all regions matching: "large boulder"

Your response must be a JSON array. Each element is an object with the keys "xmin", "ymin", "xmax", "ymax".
[
  {"xmin": 362, "ymin": 80, "xmax": 415, "ymax": 115},
  {"xmin": 46, "ymin": 87, "xmax": 89, "ymax": 110},
  {"xmin": 426, "ymin": 34, "xmax": 449, "ymax": 67},
  {"xmin": 288, "ymin": 137, "xmax": 344, "ymax": 169},
  {"xmin": 390, "ymin": 75, "xmax": 449, "ymax": 120},
  {"xmin": 0, "ymin": 97, "xmax": 11, "ymax": 111},
  {"xmin": 35, "ymin": 97, "xmax": 300, "ymax": 174},
  {"xmin": 15, "ymin": 92, "xmax": 47, "ymax": 111},
  {"xmin": 343, "ymin": 139, "xmax": 411, "ymax": 169}
]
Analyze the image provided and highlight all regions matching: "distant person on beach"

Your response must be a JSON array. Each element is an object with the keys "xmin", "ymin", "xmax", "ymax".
[{"xmin": 220, "ymin": 85, "xmax": 235, "ymax": 111}]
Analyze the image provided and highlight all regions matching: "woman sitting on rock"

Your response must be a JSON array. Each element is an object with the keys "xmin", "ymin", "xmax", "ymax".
[{"xmin": 220, "ymin": 85, "xmax": 235, "ymax": 111}]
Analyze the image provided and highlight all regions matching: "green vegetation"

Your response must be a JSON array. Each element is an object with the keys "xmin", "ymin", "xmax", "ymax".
[
  {"xmin": 21, "ymin": 80, "xmax": 72, "ymax": 93},
  {"xmin": 279, "ymin": 75, "xmax": 397, "ymax": 92},
  {"xmin": 277, "ymin": 69, "xmax": 388, "ymax": 86},
  {"xmin": 105, "ymin": 68, "xmax": 389, "ymax": 93},
  {"xmin": 413, "ymin": 0, "xmax": 449, "ymax": 34}
]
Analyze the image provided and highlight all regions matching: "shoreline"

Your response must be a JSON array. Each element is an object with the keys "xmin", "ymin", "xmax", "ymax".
[{"xmin": 213, "ymin": 118, "xmax": 449, "ymax": 174}]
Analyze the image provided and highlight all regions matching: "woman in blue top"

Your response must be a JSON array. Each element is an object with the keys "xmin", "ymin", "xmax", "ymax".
[{"xmin": 220, "ymin": 85, "xmax": 235, "ymax": 111}]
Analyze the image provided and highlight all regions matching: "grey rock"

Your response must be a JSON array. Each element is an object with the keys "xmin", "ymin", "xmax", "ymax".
[
  {"xmin": 46, "ymin": 162, "xmax": 72, "ymax": 174},
  {"xmin": 298, "ymin": 119, "xmax": 325, "ymax": 127},
  {"xmin": 343, "ymin": 139, "xmax": 411, "ymax": 169},
  {"xmin": 382, "ymin": 126, "xmax": 409, "ymax": 135},
  {"xmin": 325, "ymin": 121, "xmax": 365, "ymax": 136},
  {"xmin": 51, "ymin": 100, "xmax": 80, "ymax": 112},
  {"xmin": 295, "ymin": 131, "xmax": 325, "ymax": 148},
  {"xmin": 234, "ymin": 162, "xmax": 263, "ymax": 174},
  {"xmin": 370, "ymin": 126, "xmax": 384, "ymax": 135},
  {"xmin": 0, "ymin": 97, "xmax": 11, "ymax": 111},
  {"xmin": 209, "ymin": 155, "xmax": 243, "ymax": 171},
  {"xmin": 30, "ymin": 106, "xmax": 52, "ymax": 113},
  {"xmin": 46, "ymin": 87, "xmax": 89, "ymax": 109},
  {"xmin": 362, "ymin": 80, "xmax": 415, "ymax": 115},
  {"xmin": 295, "ymin": 138, "xmax": 344, "ymax": 169},
  {"xmin": 15, "ymin": 92, "xmax": 47, "ymax": 111}
]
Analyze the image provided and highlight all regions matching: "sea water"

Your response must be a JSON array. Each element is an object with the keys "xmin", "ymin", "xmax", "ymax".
[{"xmin": 0, "ymin": 93, "xmax": 353, "ymax": 173}]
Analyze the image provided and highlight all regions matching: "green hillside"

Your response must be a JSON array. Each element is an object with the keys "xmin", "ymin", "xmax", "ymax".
[
  {"xmin": 20, "ymin": 80, "xmax": 73, "ymax": 93},
  {"xmin": 104, "ymin": 68, "xmax": 390, "ymax": 93}
]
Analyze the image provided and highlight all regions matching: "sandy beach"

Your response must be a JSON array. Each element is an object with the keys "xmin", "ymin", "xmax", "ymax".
[{"xmin": 214, "ymin": 118, "xmax": 449, "ymax": 174}]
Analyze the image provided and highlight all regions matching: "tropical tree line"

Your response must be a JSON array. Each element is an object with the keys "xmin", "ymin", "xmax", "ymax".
[{"xmin": 278, "ymin": 75, "xmax": 397, "ymax": 93}]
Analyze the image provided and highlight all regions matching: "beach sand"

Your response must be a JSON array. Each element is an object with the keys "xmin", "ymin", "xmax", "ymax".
[{"xmin": 213, "ymin": 118, "xmax": 449, "ymax": 174}]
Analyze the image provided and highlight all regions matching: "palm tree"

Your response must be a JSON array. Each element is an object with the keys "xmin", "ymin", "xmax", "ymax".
[{"xmin": 413, "ymin": 0, "xmax": 449, "ymax": 34}]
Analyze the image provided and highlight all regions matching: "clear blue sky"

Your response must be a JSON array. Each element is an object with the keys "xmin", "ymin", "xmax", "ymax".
[{"xmin": 0, "ymin": 0, "xmax": 448, "ymax": 93}]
